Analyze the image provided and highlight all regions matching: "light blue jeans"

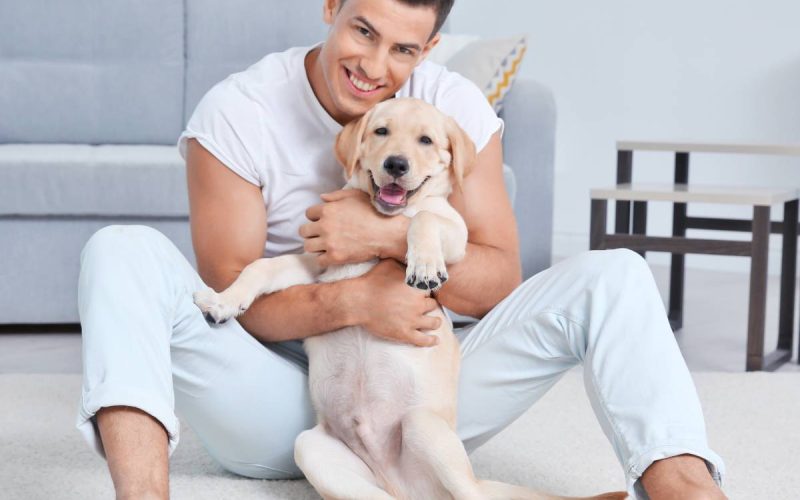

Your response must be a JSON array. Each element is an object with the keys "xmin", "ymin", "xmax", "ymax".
[{"xmin": 76, "ymin": 225, "xmax": 725, "ymax": 498}]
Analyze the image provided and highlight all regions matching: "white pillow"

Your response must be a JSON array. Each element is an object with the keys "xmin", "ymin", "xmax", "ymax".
[{"xmin": 428, "ymin": 34, "xmax": 527, "ymax": 113}]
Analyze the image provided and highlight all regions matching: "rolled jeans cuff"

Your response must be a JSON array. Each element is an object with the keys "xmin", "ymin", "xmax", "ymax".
[{"xmin": 76, "ymin": 384, "xmax": 180, "ymax": 459}]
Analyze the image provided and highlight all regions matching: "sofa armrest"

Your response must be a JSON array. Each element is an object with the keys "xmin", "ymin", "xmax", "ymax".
[{"xmin": 499, "ymin": 78, "xmax": 556, "ymax": 279}]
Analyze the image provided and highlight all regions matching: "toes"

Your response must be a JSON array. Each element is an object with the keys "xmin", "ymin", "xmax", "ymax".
[
  {"xmin": 203, "ymin": 311, "xmax": 226, "ymax": 325},
  {"xmin": 406, "ymin": 268, "xmax": 448, "ymax": 291}
]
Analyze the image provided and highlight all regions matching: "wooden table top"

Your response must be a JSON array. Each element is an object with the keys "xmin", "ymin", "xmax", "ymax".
[
  {"xmin": 591, "ymin": 183, "xmax": 799, "ymax": 205},
  {"xmin": 616, "ymin": 141, "xmax": 800, "ymax": 156}
]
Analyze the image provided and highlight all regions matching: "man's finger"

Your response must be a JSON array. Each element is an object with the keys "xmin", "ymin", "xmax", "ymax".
[
  {"xmin": 303, "ymin": 237, "xmax": 326, "ymax": 254},
  {"xmin": 299, "ymin": 221, "xmax": 321, "ymax": 239},
  {"xmin": 315, "ymin": 252, "xmax": 329, "ymax": 269},
  {"xmin": 305, "ymin": 203, "xmax": 323, "ymax": 221},
  {"xmin": 409, "ymin": 331, "xmax": 439, "ymax": 347},
  {"xmin": 320, "ymin": 189, "xmax": 363, "ymax": 202},
  {"xmin": 417, "ymin": 315, "xmax": 442, "ymax": 332},
  {"xmin": 422, "ymin": 298, "xmax": 439, "ymax": 313}
]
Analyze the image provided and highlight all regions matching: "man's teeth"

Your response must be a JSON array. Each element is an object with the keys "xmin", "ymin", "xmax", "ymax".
[{"xmin": 349, "ymin": 71, "xmax": 378, "ymax": 92}]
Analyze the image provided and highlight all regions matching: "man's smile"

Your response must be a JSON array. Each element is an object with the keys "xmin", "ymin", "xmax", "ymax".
[{"xmin": 344, "ymin": 67, "xmax": 383, "ymax": 97}]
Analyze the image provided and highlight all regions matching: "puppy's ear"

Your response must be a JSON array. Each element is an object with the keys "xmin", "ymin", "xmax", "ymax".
[
  {"xmin": 445, "ymin": 116, "xmax": 477, "ymax": 190},
  {"xmin": 335, "ymin": 108, "xmax": 374, "ymax": 179}
]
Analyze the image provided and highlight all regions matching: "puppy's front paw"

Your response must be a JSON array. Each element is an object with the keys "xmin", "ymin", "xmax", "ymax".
[
  {"xmin": 405, "ymin": 249, "xmax": 447, "ymax": 292},
  {"xmin": 193, "ymin": 288, "xmax": 248, "ymax": 325}
]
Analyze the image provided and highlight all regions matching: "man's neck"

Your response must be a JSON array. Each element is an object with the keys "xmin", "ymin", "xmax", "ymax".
[{"xmin": 304, "ymin": 46, "xmax": 351, "ymax": 126}]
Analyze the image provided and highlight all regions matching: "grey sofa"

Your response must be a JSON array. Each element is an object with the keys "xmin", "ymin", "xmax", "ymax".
[{"xmin": 0, "ymin": 0, "xmax": 555, "ymax": 325}]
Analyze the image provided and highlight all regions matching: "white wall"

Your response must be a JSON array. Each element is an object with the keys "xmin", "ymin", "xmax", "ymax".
[{"xmin": 449, "ymin": 0, "xmax": 800, "ymax": 274}]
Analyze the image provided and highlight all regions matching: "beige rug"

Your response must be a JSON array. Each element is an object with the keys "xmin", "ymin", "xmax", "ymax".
[{"xmin": 2, "ymin": 370, "xmax": 797, "ymax": 499}]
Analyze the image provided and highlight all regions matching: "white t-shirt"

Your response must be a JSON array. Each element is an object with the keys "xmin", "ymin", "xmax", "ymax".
[{"xmin": 177, "ymin": 44, "xmax": 503, "ymax": 258}]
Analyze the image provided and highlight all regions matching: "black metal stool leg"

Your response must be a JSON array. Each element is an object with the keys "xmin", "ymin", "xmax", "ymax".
[
  {"xmin": 779, "ymin": 199, "xmax": 798, "ymax": 355},
  {"xmin": 590, "ymin": 199, "xmax": 608, "ymax": 250},
  {"xmin": 747, "ymin": 206, "xmax": 770, "ymax": 371},
  {"xmin": 614, "ymin": 150, "xmax": 632, "ymax": 235},
  {"xmin": 668, "ymin": 153, "xmax": 690, "ymax": 332},
  {"xmin": 632, "ymin": 201, "xmax": 647, "ymax": 258}
]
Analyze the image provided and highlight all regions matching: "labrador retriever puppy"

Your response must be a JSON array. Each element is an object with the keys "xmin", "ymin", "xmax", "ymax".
[{"xmin": 193, "ymin": 98, "xmax": 626, "ymax": 500}]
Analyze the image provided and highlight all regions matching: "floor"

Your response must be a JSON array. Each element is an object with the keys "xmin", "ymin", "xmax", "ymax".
[{"xmin": 1, "ymin": 260, "xmax": 798, "ymax": 373}]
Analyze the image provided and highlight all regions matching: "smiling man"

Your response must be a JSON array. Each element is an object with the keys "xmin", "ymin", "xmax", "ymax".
[{"xmin": 76, "ymin": 1, "xmax": 727, "ymax": 499}]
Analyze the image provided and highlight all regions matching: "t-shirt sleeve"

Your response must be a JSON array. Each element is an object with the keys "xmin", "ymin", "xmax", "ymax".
[
  {"xmin": 434, "ymin": 70, "xmax": 504, "ymax": 153},
  {"xmin": 177, "ymin": 78, "xmax": 264, "ymax": 187}
]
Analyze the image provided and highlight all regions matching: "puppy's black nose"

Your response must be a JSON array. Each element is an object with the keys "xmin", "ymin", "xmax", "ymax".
[{"xmin": 383, "ymin": 155, "xmax": 409, "ymax": 178}]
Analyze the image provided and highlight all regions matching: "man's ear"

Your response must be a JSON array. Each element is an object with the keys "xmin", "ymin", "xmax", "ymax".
[
  {"xmin": 335, "ymin": 108, "xmax": 375, "ymax": 179},
  {"xmin": 445, "ymin": 116, "xmax": 477, "ymax": 190},
  {"xmin": 419, "ymin": 32, "xmax": 441, "ymax": 62},
  {"xmin": 323, "ymin": 0, "xmax": 340, "ymax": 25}
]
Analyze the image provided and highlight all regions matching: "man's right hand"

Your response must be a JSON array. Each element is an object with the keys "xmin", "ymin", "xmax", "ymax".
[{"xmin": 351, "ymin": 259, "xmax": 442, "ymax": 347}]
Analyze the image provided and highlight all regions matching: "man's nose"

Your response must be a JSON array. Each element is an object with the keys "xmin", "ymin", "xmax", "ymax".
[
  {"xmin": 383, "ymin": 155, "xmax": 409, "ymax": 177},
  {"xmin": 358, "ymin": 48, "xmax": 388, "ymax": 82}
]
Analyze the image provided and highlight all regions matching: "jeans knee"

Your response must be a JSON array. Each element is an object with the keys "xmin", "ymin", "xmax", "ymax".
[
  {"xmin": 587, "ymin": 248, "xmax": 652, "ymax": 284},
  {"xmin": 81, "ymin": 225, "xmax": 171, "ymax": 265}
]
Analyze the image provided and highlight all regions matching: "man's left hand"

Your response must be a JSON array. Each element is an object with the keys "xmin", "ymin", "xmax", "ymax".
[{"xmin": 300, "ymin": 189, "xmax": 408, "ymax": 268}]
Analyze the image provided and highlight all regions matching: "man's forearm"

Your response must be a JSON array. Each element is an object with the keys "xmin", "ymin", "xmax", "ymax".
[
  {"xmin": 235, "ymin": 279, "xmax": 360, "ymax": 343},
  {"xmin": 433, "ymin": 242, "xmax": 521, "ymax": 319}
]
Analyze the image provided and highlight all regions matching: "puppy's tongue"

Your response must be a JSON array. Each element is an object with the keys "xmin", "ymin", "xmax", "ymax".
[{"xmin": 378, "ymin": 183, "xmax": 407, "ymax": 205}]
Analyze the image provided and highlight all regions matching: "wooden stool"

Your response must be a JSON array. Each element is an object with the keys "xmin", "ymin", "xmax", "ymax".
[{"xmin": 590, "ymin": 184, "xmax": 797, "ymax": 371}]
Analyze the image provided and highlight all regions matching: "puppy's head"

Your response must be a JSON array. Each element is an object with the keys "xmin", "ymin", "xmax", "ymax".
[{"xmin": 335, "ymin": 98, "xmax": 476, "ymax": 216}]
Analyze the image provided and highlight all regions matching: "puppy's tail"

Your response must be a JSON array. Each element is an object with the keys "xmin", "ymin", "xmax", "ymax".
[{"xmin": 478, "ymin": 480, "xmax": 628, "ymax": 500}]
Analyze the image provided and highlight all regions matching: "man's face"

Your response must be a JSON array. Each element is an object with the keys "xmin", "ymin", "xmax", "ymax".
[{"xmin": 313, "ymin": 0, "xmax": 440, "ymax": 124}]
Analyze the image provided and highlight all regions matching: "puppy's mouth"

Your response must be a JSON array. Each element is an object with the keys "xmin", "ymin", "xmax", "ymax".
[{"xmin": 369, "ymin": 171, "xmax": 431, "ymax": 213}]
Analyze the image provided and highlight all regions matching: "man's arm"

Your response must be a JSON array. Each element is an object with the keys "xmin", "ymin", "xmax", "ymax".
[
  {"xmin": 185, "ymin": 138, "xmax": 357, "ymax": 342},
  {"xmin": 186, "ymin": 138, "xmax": 440, "ymax": 345},
  {"xmin": 438, "ymin": 130, "xmax": 522, "ymax": 317}
]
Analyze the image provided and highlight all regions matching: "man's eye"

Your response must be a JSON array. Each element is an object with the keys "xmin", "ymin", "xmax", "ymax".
[
  {"xmin": 419, "ymin": 135, "xmax": 432, "ymax": 145},
  {"xmin": 375, "ymin": 127, "xmax": 388, "ymax": 136},
  {"xmin": 358, "ymin": 26, "xmax": 370, "ymax": 37}
]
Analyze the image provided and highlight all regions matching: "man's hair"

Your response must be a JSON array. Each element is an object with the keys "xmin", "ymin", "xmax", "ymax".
[{"xmin": 340, "ymin": 0, "xmax": 454, "ymax": 40}]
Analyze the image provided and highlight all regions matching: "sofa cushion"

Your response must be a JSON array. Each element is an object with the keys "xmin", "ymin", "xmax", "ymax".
[
  {"xmin": 184, "ymin": 0, "xmax": 329, "ymax": 124},
  {"xmin": 0, "ymin": 145, "xmax": 187, "ymax": 217},
  {"xmin": 0, "ymin": 0, "xmax": 184, "ymax": 145}
]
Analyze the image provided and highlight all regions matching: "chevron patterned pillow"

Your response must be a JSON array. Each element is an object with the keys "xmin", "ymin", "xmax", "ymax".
[{"xmin": 427, "ymin": 34, "xmax": 527, "ymax": 113}]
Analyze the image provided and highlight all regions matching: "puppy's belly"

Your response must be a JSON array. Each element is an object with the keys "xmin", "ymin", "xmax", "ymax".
[{"xmin": 303, "ymin": 324, "xmax": 457, "ymax": 469}]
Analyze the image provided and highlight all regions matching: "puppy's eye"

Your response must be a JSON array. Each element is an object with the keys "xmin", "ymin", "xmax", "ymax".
[
  {"xmin": 374, "ymin": 127, "xmax": 388, "ymax": 136},
  {"xmin": 419, "ymin": 135, "xmax": 432, "ymax": 145}
]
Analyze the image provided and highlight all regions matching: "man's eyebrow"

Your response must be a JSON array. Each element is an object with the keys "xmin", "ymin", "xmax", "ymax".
[
  {"xmin": 354, "ymin": 16, "xmax": 422, "ymax": 52},
  {"xmin": 354, "ymin": 16, "xmax": 381, "ymax": 38}
]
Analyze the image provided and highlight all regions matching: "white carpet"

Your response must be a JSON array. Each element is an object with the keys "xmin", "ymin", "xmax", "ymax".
[{"xmin": 2, "ymin": 370, "xmax": 797, "ymax": 499}]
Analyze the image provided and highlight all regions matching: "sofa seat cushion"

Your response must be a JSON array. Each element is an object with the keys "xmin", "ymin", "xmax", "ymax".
[{"xmin": 0, "ymin": 144, "xmax": 188, "ymax": 217}]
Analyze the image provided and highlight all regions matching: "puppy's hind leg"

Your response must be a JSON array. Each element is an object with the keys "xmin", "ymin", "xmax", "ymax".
[
  {"xmin": 400, "ymin": 408, "xmax": 484, "ymax": 500},
  {"xmin": 295, "ymin": 424, "xmax": 395, "ymax": 500},
  {"xmin": 401, "ymin": 409, "xmax": 614, "ymax": 500},
  {"xmin": 194, "ymin": 253, "xmax": 321, "ymax": 324}
]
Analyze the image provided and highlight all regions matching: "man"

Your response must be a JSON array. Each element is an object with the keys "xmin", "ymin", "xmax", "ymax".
[{"xmin": 76, "ymin": 0, "xmax": 727, "ymax": 498}]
